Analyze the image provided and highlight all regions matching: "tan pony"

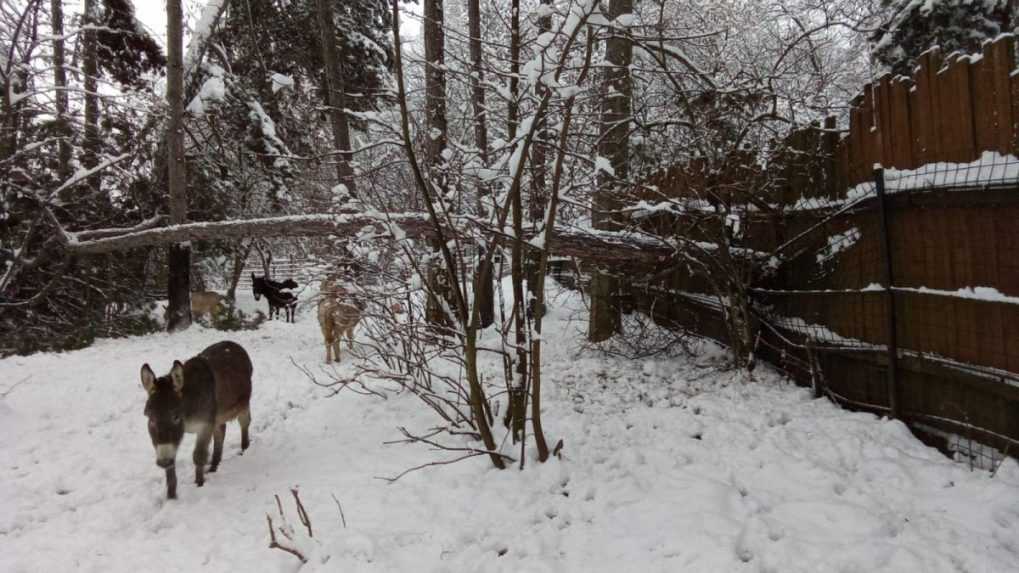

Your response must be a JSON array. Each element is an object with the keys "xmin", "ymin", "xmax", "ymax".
[
  {"xmin": 317, "ymin": 277, "xmax": 362, "ymax": 364},
  {"xmin": 191, "ymin": 291, "xmax": 226, "ymax": 320}
]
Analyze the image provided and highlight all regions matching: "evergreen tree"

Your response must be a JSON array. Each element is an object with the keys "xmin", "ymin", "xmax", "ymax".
[
  {"xmin": 216, "ymin": 0, "xmax": 392, "ymax": 120},
  {"xmin": 873, "ymin": 0, "xmax": 1015, "ymax": 76},
  {"xmin": 1, "ymin": 1, "xmax": 166, "ymax": 353},
  {"xmin": 94, "ymin": 0, "xmax": 167, "ymax": 90}
]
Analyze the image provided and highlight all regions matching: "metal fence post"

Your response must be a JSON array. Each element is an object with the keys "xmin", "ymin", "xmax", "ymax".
[
  {"xmin": 806, "ymin": 340, "xmax": 822, "ymax": 399},
  {"xmin": 875, "ymin": 167, "xmax": 900, "ymax": 418}
]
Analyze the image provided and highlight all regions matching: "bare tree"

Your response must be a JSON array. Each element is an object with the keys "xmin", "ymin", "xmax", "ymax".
[{"xmin": 390, "ymin": 0, "xmax": 505, "ymax": 468}]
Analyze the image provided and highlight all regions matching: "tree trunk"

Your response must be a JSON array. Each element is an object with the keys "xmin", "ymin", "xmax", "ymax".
[
  {"xmin": 51, "ymin": 0, "xmax": 71, "ymax": 181},
  {"xmin": 226, "ymin": 241, "xmax": 252, "ymax": 301},
  {"xmin": 508, "ymin": 173, "xmax": 527, "ymax": 443},
  {"xmin": 82, "ymin": 0, "xmax": 101, "ymax": 194},
  {"xmin": 0, "ymin": 3, "xmax": 28, "ymax": 164},
  {"xmin": 507, "ymin": 0, "xmax": 520, "ymax": 140},
  {"xmin": 165, "ymin": 0, "xmax": 191, "ymax": 332},
  {"xmin": 503, "ymin": 0, "xmax": 528, "ymax": 442},
  {"xmin": 529, "ymin": 2, "xmax": 551, "ymax": 221},
  {"xmin": 423, "ymin": 0, "xmax": 447, "ymax": 186},
  {"xmin": 468, "ymin": 0, "xmax": 494, "ymax": 328},
  {"xmin": 588, "ymin": 268, "xmax": 621, "ymax": 342},
  {"xmin": 253, "ymin": 240, "xmax": 273, "ymax": 279},
  {"xmin": 589, "ymin": 0, "xmax": 633, "ymax": 342},
  {"xmin": 423, "ymin": 0, "xmax": 452, "ymax": 328},
  {"xmin": 525, "ymin": 0, "xmax": 553, "ymax": 304},
  {"xmin": 315, "ymin": 0, "xmax": 357, "ymax": 198}
]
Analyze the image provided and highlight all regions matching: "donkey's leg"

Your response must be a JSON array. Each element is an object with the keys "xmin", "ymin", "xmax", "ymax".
[
  {"xmin": 209, "ymin": 423, "xmax": 226, "ymax": 472},
  {"xmin": 193, "ymin": 425, "xmax": 213, "ymax": 486},
  {"xmin": 239, "ymin": 408, "xmax": 251, "ymax": 451},
  {"xmin": 325, "ymin": 336, "xmax": 333, "ymax": 363},
  {"xmin": 346, "ymin": 326, "xmax": 355, "ymax": 350},
  {"xmin": 165, "ymin": 466, "xmax": 177, "ymax": 500}
]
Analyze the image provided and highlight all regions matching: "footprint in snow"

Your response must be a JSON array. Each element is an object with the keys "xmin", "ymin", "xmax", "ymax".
[
  {"xmin": 765, "ymin": 519, "xmax": 785, "ymax": 542},
  {"xmin": 992, "ymin": 507, "xmax": 1015, "ymax": 529}
]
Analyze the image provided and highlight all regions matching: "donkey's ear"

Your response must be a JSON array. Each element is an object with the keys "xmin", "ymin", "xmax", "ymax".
[
  {"xmin": 140, "ymin": 364, "xmax": 156, "ymax": 394},
  {"xmin": 170, "ymin": 361, "xmax": 185, "ymax": 394}
]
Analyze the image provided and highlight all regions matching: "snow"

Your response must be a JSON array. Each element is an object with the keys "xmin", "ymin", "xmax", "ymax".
[
  {"xmin": 895, "ymin": 285, "xmax": 1019, "ymax": 305},
  {"xmin": 532, "ymin": 4, "xmax": 555, "ymax": 19},
  {"xmin": 184, "ymin": 1, "xmax": 228, "ymax": 77},
  {"xmin": 330, "ymin": 184, "xmax": 350, "ymax": 203},
  {"xmin": 614, "ymin": 13, "xmax": 636, "ymax": 28},
  {"xmin": 769, "ymin": 314, "xmax": 881, "ymax": 350},
  {"xmin": 46, "ymin": 153, "xmax": 132, "ymax": 204},
  {"xmin": 883, "ymin": 151, "xmax": 1019, "ymax": 190},
  {"xmin": 187, "ymin": 70, "xmax": 227, "ymax": 116},
  {"xmin": 594, "ymin": 156, "xmax": 615, "ymax": 177},
  {"xmin": 2, "ymin": 284, "xmax": 1018, "ymax": 572},
  {"xmin": 270, "ymin": 73, "xmax": 294, "ymax": 94},
  {"xmin": 816, "ymin": 227, "xmax": 861, "ymax": 264},
  {"xmin": 790, "ymin": 151, "xmax": 1019, "ymax": 213}
]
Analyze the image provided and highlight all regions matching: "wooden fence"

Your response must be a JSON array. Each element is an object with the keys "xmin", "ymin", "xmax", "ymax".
[{"xmin": 614, "ymin": 35, "xmax": 1019, "ymax": 469}]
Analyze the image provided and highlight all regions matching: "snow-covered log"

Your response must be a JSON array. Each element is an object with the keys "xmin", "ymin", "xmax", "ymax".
[
  {"xmin": 60, "ymin": 212, "xmax": 678, "ymax": 266},
  {"xmin": 62, "ymin": 213, "xmax": 433, "ymax": 255}
]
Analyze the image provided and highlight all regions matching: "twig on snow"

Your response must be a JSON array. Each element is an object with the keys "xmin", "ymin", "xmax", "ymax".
[
  {"xmin": 0, "ymin": 375, "xmax": 30, "ymax": 398},
  {"xmin": 331, "ymin": 493, "xmax": 348, "ymax": 529}
]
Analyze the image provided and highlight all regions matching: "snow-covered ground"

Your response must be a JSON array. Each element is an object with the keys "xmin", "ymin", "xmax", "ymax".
[{"xmin": 2, "ymin": 284, "xmax": 1018, "ymax": 572}]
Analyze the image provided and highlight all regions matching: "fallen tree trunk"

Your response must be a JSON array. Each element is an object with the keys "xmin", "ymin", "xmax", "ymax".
[
  {"xmin": 62, "ymin": 213, "xmax": 431, "ymax": 254},
  {"xmin": 61, "ymin": 212, "xmax": 679, "ymax": 267}
]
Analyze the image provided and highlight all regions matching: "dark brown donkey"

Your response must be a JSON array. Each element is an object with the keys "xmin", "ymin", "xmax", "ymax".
[{"xmin": 140, "ymin": 341, "xmax": 253, "ymax": 499}]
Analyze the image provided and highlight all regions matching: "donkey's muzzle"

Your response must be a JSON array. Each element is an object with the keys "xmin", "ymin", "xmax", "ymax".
[{"xmin": 155, "ymin": 443, "xmax": 177, "ymax": 468}]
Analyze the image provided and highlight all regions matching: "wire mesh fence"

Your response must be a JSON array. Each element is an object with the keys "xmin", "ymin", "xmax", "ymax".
[{"xmin": 619, "ymin": 154, "xmax": 1019, "ymax": 469}]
